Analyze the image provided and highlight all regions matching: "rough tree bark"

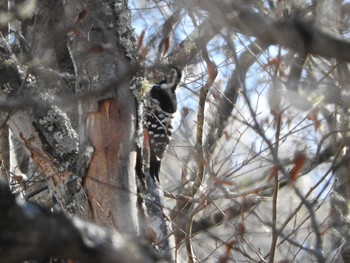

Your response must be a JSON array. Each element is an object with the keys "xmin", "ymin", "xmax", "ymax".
[
  {"xmin": 0, "ymin": 0, "xmax": 140, "ymax": 231},
  {"xmin": 0, "ymin": 0, "xmax": 143, "ymax": 260},
  {"xmin": 62, "ymin": 0, "xmax": 139, "ymax": 232}
]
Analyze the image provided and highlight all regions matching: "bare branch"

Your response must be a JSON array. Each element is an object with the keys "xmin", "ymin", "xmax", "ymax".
[
  {"xmin": 191, "ymin": 194, "xmax": 260, "ymax": 236},
  {"xmin": 0, "ymin": 182, "xmax": 160, "ymax": 263},
  {"xmin": 198, "ymin": 0, "xmax": 350, "ymax": 62}
]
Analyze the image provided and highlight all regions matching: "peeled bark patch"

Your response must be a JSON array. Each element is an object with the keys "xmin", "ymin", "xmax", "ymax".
[{"xmin": 84, "ymin": 96, "xmax": 138, "ymax": 233}]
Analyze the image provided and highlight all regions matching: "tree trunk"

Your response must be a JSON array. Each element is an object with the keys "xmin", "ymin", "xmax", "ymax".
[{"xmin": 62, "ymin": 0, "xmax": 139, "ymax": 232}]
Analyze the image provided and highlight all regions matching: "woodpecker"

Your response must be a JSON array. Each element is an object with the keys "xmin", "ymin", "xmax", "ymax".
[{"xmin": 144, "ymin": 66, "xmax": 182, "ymax": 181}]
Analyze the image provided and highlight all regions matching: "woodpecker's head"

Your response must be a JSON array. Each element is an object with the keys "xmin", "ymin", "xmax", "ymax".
[{"xmin": 165, "ymin": 65, "xmax": 182, "ymax": 92}]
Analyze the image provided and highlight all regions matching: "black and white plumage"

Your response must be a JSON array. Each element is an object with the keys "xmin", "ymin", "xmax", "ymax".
[{"xmin": 144, "ymin": 66, "xmax": 182, "ymax": 181}]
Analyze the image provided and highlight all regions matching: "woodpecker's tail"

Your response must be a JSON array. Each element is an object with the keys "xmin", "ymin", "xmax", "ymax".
[{"xmin": 150, "ymin": 151, "xmax": 161, "ymax": 182}]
